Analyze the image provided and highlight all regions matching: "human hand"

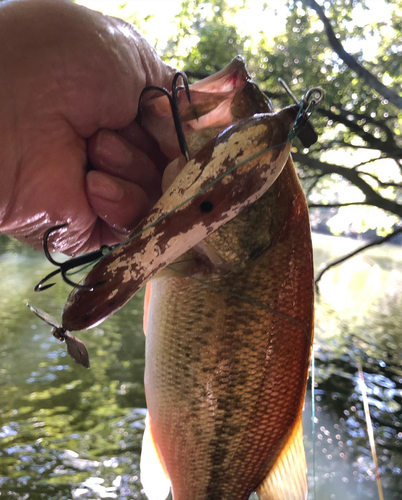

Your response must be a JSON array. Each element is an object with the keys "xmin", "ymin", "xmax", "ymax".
[{"xmin": 0, "ymin": 0, "xmax": 175, "ymax": 255}]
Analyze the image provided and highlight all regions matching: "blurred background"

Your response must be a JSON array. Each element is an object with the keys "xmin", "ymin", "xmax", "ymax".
[{"xmin": 0, "ymin": 0, "xmax": 401, "ymax": 499}]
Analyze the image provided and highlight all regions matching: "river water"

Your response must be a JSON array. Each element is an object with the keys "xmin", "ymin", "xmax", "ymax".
[{"xmin": 0, "ymin": 233, "xmax": 401, "ymax": 499}]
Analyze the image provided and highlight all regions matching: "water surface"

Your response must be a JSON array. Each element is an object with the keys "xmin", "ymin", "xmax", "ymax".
[{"xmin": 0, "ymin": 233, "xmax": 401, "ymax": 499}]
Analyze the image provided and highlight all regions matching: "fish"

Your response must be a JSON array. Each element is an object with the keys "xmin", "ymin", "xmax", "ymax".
[
  {"xmin": 61, "ymin": 57, "xmax": 315, "ymax": 499},
  {"xmin": 139, "ymin": 155, "xmax": 314, "ymax": 500}
]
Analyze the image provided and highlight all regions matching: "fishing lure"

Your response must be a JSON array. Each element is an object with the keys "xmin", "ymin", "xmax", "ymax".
[{"xmin": 33, "ymin": 70, "xmax": 323, "ymax": 332}]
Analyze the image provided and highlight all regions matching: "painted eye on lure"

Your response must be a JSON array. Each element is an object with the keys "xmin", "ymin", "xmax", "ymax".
[
  {"xmin": 200, "ymin": 200, "xmax": 214, "ymax": 213},
  {"xmin": 27, "ymin": 304, "xmax": 90, "ymax": 369}
]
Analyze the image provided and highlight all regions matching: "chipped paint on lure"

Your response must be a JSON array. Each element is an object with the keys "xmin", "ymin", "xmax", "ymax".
[{"xmin": 62, "ymin": 107, "xmax": 299, "ymax": 331}]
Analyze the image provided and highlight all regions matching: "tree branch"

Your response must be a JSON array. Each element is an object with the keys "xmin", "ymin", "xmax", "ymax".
[
  {"xmin": 315, "ymin": 226, "xmax": 402, "ymax": 291},
  {"xmin": 318, "ymin": 108, "xmax": 401, "ymax": 157},
  {"xmin": 358, "ymin": 171, "xmax": 402, "ymax": 189},
  {"xmin": 318, "ymin": 139, "xmax": 379, "ymax": 151},
  {"xmin": 305, "ymin": 173, "xmax": 326, "ymax": 197},
  {"xmin": 304, "ymin": 0, "xmax": 402, "ymax": 109},
  {"xmin": 309, "ymin": 201, "xmax": 368, "ymax": 208},
  {"xmin": 322, "ymin": 104, "xmax": 399, "ymax": 147},
  {"xmin": 323, "ymin": 141, "xmax": 399, "ymax": 153},
  {"xmin": 352, "ymin": 156, "xmax": 384, "ymax": 169},
  {"xmin": 293, "ymin": 152, "xmax": 402, "ymax": 217}
]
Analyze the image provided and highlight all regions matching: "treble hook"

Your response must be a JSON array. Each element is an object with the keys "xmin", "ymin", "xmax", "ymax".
[
  {"xmin": 138, "ymin": 71, "xmax": 192, "ymax": 162},
  {"xmin": 34, "ymin": 224, "xmax": 115, "ymax": 292},
  {"xmin": 278, "ymin": 78, "xmax": 325, "ymax": 148}
]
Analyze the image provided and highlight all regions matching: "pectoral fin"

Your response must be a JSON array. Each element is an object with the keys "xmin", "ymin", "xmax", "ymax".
[
  {"xmin": 140, "ymin": 413, "xmax": 171, "ymax": 500},
  {"xmin": 256, "ymin": 417, "xmax": 307, "ymax": 500}
]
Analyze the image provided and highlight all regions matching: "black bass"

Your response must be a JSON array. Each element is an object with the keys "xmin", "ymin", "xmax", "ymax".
[{"xmin": 62, "ymin": 57, "xmax": 315, "ymax": 500}]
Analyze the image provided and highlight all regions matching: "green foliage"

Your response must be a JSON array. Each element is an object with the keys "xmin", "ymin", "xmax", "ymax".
[
  {"xmin": 258, "ymin": 0, "xmax": 400, "ymax": 139},
  {"xmin": 161, "ymin": 0, "xmax": 402, "ymax": 238},
  {"xmin": 163, "ymin": 0, "xmax": 251, "ymax": 73}
]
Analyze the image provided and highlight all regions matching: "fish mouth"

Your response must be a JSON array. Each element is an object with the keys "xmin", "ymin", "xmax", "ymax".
[{"xmin": 140, "ymin": 56, "xmax": 274, "ymax": 163}]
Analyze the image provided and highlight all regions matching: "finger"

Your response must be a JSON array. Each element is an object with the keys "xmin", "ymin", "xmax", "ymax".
[
  {"xmin": 88, "ymin": 130, "xmax": 163, "ymax": 205},
  {"xmin": 118, "ymin": 120, "xmax": 168, "ymax": 174},
  {"xmin": 86, "ymin": 170, "xmax": 151, "ymax": 236}
]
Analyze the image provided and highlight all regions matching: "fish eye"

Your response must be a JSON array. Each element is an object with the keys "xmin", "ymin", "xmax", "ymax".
[{"xmin": 200, "ymin": 200, "xmax": 214, "ymax": 213}]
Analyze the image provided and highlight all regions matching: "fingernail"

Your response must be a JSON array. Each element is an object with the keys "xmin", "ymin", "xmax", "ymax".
[
  {"xmin": 87, "ymin": 171, "xmax": 125, "ymax": 202},
  {"xmin": 96, "ymin": 130, "xmax": 133, "ymax": 166}
]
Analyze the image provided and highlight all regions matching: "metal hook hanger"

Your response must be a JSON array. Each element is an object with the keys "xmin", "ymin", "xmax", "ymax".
[
  {"xmin": 34, "ymin": 225, "xmax": 114, "ymax": 292},
  {"xmin": 278, "ymin": 78, "xmax": 300, "ymax": 105},
  {"xmin": 302, "ymin": 87, "xmax": 325, "ymax": 115},
  {"xmin": 278, "ymin": 78, "xmax": 324, "ymax": 109},
  {"xmin": 278, "ymin": 78, "xmax": 325, "ymax": 148}
]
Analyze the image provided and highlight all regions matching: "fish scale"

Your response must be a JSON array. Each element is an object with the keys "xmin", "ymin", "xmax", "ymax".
[{"xmin": 144, "ymin": 159, "xmax": 314, "ymax": 500}]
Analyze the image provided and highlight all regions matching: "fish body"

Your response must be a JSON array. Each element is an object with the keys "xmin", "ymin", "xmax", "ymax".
[{"xmin": 142, "ymin": 156, "xmax": 314, "ymax": 500}]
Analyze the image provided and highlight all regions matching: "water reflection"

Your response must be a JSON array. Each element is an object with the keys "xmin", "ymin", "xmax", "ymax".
[
  {"xmin": 308, "ymin": 234, "xmax": 402, "ymax": 499},
  {"xmin": 0, "ymin": 234, "xmax": 401, "ymax": 499}
]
